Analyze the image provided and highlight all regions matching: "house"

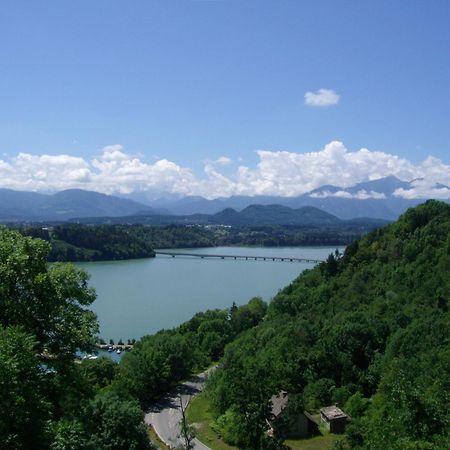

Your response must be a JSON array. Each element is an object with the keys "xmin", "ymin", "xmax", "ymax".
[
  {"xmin": 320, "ymin": 405, "xmax": 348, "ymax": 433},
  {"xmin": 268, "ymin": 391, "xmax": 318, "ymax": 439}
]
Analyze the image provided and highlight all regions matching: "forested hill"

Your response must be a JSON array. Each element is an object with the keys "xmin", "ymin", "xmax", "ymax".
[
  {"xmin": 22, "ymin": 224, "xmax": 156, "ymax": 261},
  {"xmin": 19, "ymin": 221, "xmax": 379, "ymax": 262},
  {"xmin": 74, "ymin": 204, "xmax": 387, "ymax": 228},
  {"xmin": 206, "ymin": 200, "xmax": 450, "ymax": 449}
]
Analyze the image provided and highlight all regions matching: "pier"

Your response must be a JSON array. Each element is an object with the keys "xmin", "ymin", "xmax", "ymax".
[{"xmin": 154, "ymin": 251, "xmax": 324, "ymax": 264}]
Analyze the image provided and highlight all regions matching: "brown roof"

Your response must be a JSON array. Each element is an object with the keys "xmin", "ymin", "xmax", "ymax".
[
  {"xmin": 270, "ymin": 391, "xmax": 289, "ymax": 418},
  {"xmin": 320, "ymin": 405, "xmax": 347, "ymax": 421}
]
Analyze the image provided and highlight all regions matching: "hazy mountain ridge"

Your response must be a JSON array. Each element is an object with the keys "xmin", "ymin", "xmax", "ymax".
[
  {"xmin": 71, "ymin": 204, "xmax": 388, "ymax": 231},
  {"xmin": 139, "ymin": 176, "xmax": 434, "ymax": 219},
  {"xmin": 0, "ymin": 188, "xmax": 157, "ymax": 221},
  {"xmin": 1, "ymin": 176, "xmax": 447, "ymax": 222}
]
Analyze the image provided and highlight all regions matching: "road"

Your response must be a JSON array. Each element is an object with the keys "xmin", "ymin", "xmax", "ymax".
[{"xmin": 145, "ymin": 369, "xmax": 213, "ymax": 450}]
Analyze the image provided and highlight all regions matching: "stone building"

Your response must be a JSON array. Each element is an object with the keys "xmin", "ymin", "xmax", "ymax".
[
  {"xmin": 269, "ymin": 391, "xmax": 318, "ymax": 439},
  {"xmin": 320, "ymin": 405, "xmax": 348, "ymax": 433}
]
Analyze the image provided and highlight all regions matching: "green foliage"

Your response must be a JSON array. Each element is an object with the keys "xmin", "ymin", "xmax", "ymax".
[
  {"xmin": 0, "ymin": 226, "xmax": 98, "ymax": 360},
  {"xmin": 83, "ymin": 391, "xmax": 152, "ymax": 450},
  {"xmin": 212, "ymin": 408, "xmax": 243, "ymax": 446},
  {"xmin": 344, "ymin": 392, "xmax": 370, "ymax": 418},
  {"xmin": 0, "ymin": 326, "xmax": 49, "ymax": 450},
  {"xmin": 49, "ymin": 419, "xmax": 87, "ymax": 450},
  {"xmin": 117, "ymin": 332, "xmax": 195, "ymax": 406},
  {"xmin": 49, "ymin": 224, "xmax": 156, "ymax": 261},
  {"xmin": 205, "ymin": 200, "xmax": 450, "ymax": 448},
  {"xmin": 78, "ymin": 356, "xmax": 118, "ymax": 391},
  {"xmin": 0, "ymin": 227, "xmax": 151, "ymax": 449},
  {"xmin": 117, "ymin": 299, "xmax": 267, "ymax": 408}
]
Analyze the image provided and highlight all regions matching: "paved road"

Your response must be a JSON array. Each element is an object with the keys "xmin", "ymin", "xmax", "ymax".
[{"xmin": 145, "ymin": 370, "xmax": 213, "ymax": 450}]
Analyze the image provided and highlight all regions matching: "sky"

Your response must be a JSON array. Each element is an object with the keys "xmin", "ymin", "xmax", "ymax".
[{"xmin": 1, "ymin": 0, "xmax": 450, "ymax": 199}]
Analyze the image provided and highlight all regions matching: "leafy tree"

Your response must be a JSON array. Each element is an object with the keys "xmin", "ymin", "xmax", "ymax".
[
  {"xmin": 117, "ymin": 332, "xmax": 194, "ymax": 406},
  {"xmin": 78, "ymin": 356, "xmax": 118, "ymax": 391},
  {"xmin": 0, "ymin": 227, "xmax": 153, "ymax": 450},
  {"xmin": 0, "ymin": 226, "xmax": 98, "ymax": 364},
  {"xmin": 83, "ymin": 391, "xmax": 153, "ymax": 450},
  {"xmin": 49, "ymin": 419, "xmax": 87, "ymax": 450},
  {"xmin": 0, "ymin": 326, "xmax": 49, "ymax": 450}
]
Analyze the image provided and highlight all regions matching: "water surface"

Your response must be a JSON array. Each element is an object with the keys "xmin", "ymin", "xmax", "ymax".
[{"xmin": 79, "ymin": 246, "xmax": 341, "ymax": 341}]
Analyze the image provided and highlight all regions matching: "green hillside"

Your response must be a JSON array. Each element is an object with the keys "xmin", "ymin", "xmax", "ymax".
[
  {"xmin": 205, "ymin": 200, "xmax": 450, "ymax": 449},
  {"xmin": 212, "ymin": 205, "xmax": 341, "ymax": 226}
]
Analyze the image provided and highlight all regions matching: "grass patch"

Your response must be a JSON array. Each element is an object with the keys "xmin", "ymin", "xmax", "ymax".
[
  {"xmin": 186, "ymin": 392, "xmax": 238, "ymax": 450},
  {"xmin": 186, "ymin": 392, "xmax": 344, "ymax": 450},
  {"xmin": 147, "ymin": 425, "xmax": 170, "ymax": 450},
  {"xmin": 285, "ymin": 433, "xmax": 344, "ymax": 450}
]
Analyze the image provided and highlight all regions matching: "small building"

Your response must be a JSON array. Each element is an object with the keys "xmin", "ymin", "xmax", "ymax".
[
  {"xmin": 320, "ymin": 405, "xmax": 348, "ymax": 433},
  {"xmin": 269, "ymin": 391, "xmax": 318, "ymax": 439}
]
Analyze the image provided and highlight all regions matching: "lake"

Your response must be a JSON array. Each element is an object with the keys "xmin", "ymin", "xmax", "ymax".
[{"xmin": 78, "ymin": 246, "xmax": 342, "ymax": 341}]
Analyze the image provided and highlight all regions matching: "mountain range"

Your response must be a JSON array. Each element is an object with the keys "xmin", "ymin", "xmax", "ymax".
[
  {"xmin": 71, "ymin": 204, "xmax": 389, "ymax": 231},
  {"xmin": 0, "ymin": 188, "xmax": 158, "ymax": 221},
  {"xmin": 0, "ymin": 176, "xmax": 447, "ymax": 223},
  {"xmin": 134, "ymin": 175, "xmax": 429, "ymax": 219}
]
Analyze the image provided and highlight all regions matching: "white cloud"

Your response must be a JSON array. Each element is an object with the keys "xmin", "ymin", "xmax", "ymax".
[
  {"xmin": 1, "ymin": 142, "xmax": 450, "ymax": 200},
  {"xmin": 310, "ymin": 190, "xmax": 387, "ymax": 200},
  {"xmin": 394, "ymin": 178, "xmax": 450, "ymax": 199},
  {"xmin": 228, "ymin": 141, "xmax": 418, "ymax": 197},
  {"xmin": 215, "ymin": 156, "xmax": 232, "ymax": 166},
  {"xmin": 304, "ymin": 88, "xmax": 340, "ymax": 107}
]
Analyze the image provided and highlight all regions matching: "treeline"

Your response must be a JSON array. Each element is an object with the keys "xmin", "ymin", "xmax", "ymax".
[
  {"xmin": 21, "ymin": 224, "xmax": 156, "ymax": 261},
  {"xmin": 0, "ymin": 225, "xmax": 268, "ymax": 449},
  {"xmin": 201, "ymin": 200, "xmax": 450, "ymax": 449},
  {"xmin": 18, "ymin": 222, "xmax": 374, "ymax": 262}
]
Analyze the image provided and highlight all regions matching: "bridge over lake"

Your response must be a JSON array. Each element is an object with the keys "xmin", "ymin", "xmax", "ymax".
[{"xmin": 155, "ymin": 251, "xmax": 325, "ymax": 264}]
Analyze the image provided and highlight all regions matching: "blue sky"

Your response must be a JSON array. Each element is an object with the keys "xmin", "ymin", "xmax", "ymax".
[{"xmin": 1, "ymin": 1, "xmax": 450, "ymax": 198}]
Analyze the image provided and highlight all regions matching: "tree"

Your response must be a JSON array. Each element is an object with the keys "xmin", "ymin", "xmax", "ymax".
[
  {"xmin": 0, "ymin": 326, "xmax": 49, "ymax": 450},
  {"xmin": 0, "ymin": 227, "xmax": 98, "ymax": 366},
  {"xmin": 79, "ymin": 356, "xmax": 118, "ymax": 391},
  {"xmin": 83, "ymin": 391, "xmax": 153, "ymax": 450},
  {"xmin": 0, "ymin": 227, "xmax": 100, "ymax": 448},
  {"xmin": 49, "ymin": 419, "xmax": 87, "ymax": 450},
  {"xmin": 178, "ymin": 395, "xmax": 196, "ymax": 450}
]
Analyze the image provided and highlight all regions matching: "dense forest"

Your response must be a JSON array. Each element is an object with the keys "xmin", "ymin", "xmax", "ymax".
[
  {"xmin": 201, "ymin": 200, "xmax": 450, "ymax": 449},
  {"xmin": 19, "ymin": 224, "xmax": 156, "ymax": 262},
  {"xmin": 18, "ymin": 222, "xmax": 378, "ymax": 262}
]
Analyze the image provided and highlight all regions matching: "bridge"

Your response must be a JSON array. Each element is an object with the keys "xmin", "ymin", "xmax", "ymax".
[{"xmin": 154, "ymin": 251, "xmax": 324, "ymax": 264}]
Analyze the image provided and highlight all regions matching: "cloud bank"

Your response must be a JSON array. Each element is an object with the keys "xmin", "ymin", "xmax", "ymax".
[
  {"xmin": 1, "ymin": 141, "xmax": 450, "ymax": 199},
  {"xmin": 310, "ymin": 190, "xmax": 387, "ymax": 200}
]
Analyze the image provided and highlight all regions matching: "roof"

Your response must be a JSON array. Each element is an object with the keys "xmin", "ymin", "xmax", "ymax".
[
  {"xmin": 270, "ymin": 391, "xmax": 289, "ymax": 418},
  {"xmin": 320, "ymin": 406, "xmax": 348, "ymax": 421}
]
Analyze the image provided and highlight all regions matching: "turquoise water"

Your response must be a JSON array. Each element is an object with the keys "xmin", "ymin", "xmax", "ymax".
[{"xmin": 78, "ymin": 246, "xmax": 341, "ymax": 341}]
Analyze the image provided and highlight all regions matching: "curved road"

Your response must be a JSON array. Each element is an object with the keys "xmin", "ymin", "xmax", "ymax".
[{"xmin": 145, "ymin": 370, "xmax": 213, "ymax": 450}]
